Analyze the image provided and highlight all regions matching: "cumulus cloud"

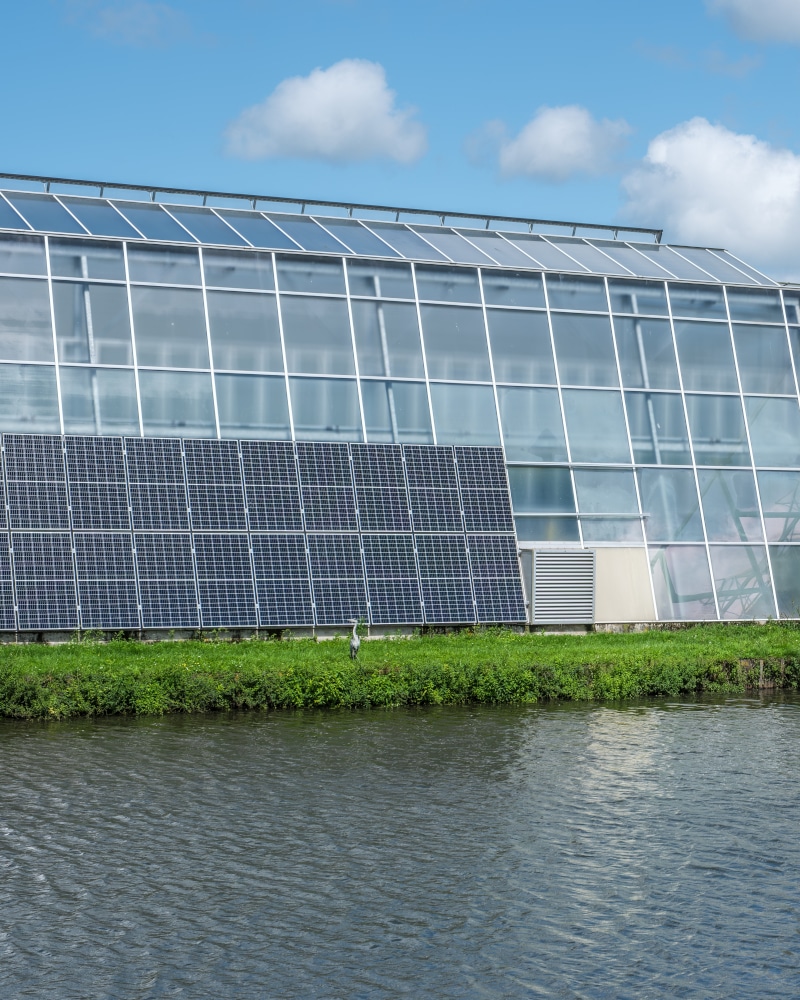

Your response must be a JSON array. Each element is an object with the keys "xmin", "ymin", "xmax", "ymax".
[
  {"xmin": 475, "ymin": 105, "xmax": 630, "ymax": 182},
  {"xmin": 64, "ymin": 1, "xmax": 191, "ymax": 47},
  {"xmin": 225, "ymin": 59, "xmax": 427, "ymax": 164},
  {"xmin": 708, "ymin": 0, "xmax": 800, "ymax": 43},
  {"xmin": 621, "ymin": 117, "xmax": 800, "ymax": 280}
]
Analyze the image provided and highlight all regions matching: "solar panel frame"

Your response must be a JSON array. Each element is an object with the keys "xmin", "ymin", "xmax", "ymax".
[
  {"xmin": 0, "ymin": 539, "xmax": 15, "ymax": 629},
  {"xmin": 193, "ymin": 533, "xmax": 257, "ymax": 628},
  {"xmin": 12, "ymin": 532, "xmax": 78, "ymax": 630},
  {"xmin": 126, "ymin": 438, "xmax": 190, "ymax": 531},
  {"xmin": 135, "ymin": 532, "xmax": 199, "ymax": 628},
  {"xmin": 251, "ymin": 534, "xmax": 314, "ymax": 626},
  {"xmin": 467, "ymin": 534, "xmax": 526, "ymax": 623},
  {"xmin": 184, "ymin": 440, "xmax": 247, "ymax": 531},
  {"xmin": 415, "ymin": 533, "xmax": 476, "ymax": 624},
  {"xmin": 306, "ymin": 533, "xmax": 368, "ymax": 625},
  {"xmin": 362, "ymin": 534, "xmax": 422, "ymax": 624},
  {"xmin": 73, "ymin": 533, "xmax": 140, "ymax": 629}
]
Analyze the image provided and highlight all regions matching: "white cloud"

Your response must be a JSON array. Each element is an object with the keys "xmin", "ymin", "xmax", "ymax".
[
  {"xmin": 64, "ymin": 1, "xmax": 191, "ymax": 47},
  {"xmin": 225, "ymin": 59, "xmax": 427, "ymax": 164},
  {"xmin": 708, "ymin": 0, "xmax": 800, "ymax": 43},
  {"xmin": 490, "ymin": 105, "xmax": 630, "ymax": 182},
  {"xmin": 621, "ymin": 117, "xmax": 800, "ymax": 280}
]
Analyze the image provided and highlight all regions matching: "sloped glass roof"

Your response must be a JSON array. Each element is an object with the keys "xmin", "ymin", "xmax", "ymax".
[{"xmin": 0, "ymin": 182, "xmax": 777, "ymax": 286}]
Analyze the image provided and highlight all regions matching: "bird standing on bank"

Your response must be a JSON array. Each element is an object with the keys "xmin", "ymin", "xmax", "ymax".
[{"xmin": 349, "ymin": 620, "xmax": 360, "ymax": 660}]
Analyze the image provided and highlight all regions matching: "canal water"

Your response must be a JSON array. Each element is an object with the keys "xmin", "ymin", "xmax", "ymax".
[{"xmin": 1, "ymin": 698, "xmax": 799, "ymax": 999}]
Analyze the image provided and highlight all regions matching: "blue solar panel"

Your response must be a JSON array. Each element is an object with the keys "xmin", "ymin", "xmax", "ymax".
[
  {"xmin": 241, "ymin": 441, "xmax": 303, "ymax": 531},
  {"xmin": 252, "ymin": 534, "xmax": 313, "ymax": 626},
  {"xmin": 184, "ymin": 440, "xmax": 247, "ymax": 531},
  {"xmin": 351, "ymin": 444, "xmax": 411, "ymax": 532},
  {"xmin": 460, "ymin": 490, "xmax": 514, "ymax": 532},
  {"xmin": 297, "ymin": 441, "xmax": 352, "ymax": 485},
  {"xmin": 4, "ymin": 434, "xmax": 65, "ymax": 480},
  {"xmin": 4, "ymin": 434, "xmax": 69, "ymax": 530},
  {"xmin": 409, "ymin": 488, "xmax": 463, "ymax": 533},
  {"xmin": 302, "ymin": 487, "xmax": 358, "ymax": 532},
  {"xmin": 467, "ymin": 535, "xmax": 526, "ymax": 622},
  {"xmin": 306, "ymin": 533, "xmax": 367, "ymax": 625},
  {"xmin": 13, "ymin": 532, "xmax": 78, "ymax": 630},
  {"xmin": 362, "ymin": 534, "xmax": 421, "ymax": 624},
  {"xmin": 193, "ymin": 533, "xmax": 256, "ymax": 627},
  {"xmin": 7, "ymin": 482, "xmax": 70, "ymax": 530},
  {"xmin": 0, "ymin": 477, "xmax": 6, "ymax": 532},
  {"xmin": 415, "ymin": 534, "xmax": 476, "ymax": 624},
  {"xmin": 472, "ymin": 579, "xmax": 527, "ymax": 623},
  {"xmin": 126, "ymin": 438, "xmax": 190, "ymax": 530},
  {"xmin": 125, "ymin": 438, "xmax": 185, "ymax": 482},
  {"xmin": 66, "ymin": 437, "xmax": 131, "ymax": 530},
  {"xmin": 135, "ymin": 533, "xmax": 198, "ymax": 628},
  {"xmin": 404, "ymin": 445, "xmax": 458, "ymax": 489},
  {"xmin": 454, "ymin": 447, "xmax": 508, "ymax": 489},
  {"xmin": 0, "ymin": 541, "xmax": 15, "ymax": 629},
  {"xmin": 74, "ymin": 533, "xmax": 139, "ymax": 629}
]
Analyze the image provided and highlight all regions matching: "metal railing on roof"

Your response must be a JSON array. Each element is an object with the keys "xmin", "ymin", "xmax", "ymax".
[{"xmin": 0, "ymin": 170, "xmax": 664, "ymax": 243}]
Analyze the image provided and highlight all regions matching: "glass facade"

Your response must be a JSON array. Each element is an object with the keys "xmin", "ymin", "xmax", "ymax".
[{"xmin": 0, "ymin": 184, "xmax": 797, "ymax": 622}]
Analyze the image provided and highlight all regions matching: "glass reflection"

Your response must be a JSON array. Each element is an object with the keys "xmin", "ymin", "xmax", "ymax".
[
  {"xmin": 49, "ymin": 239, "xmax": 125, "ymax": 281},
  {"xmin": 276, "ymin": 255, "xmax": 345, "ymax": 294},
  {"xmin": 607, "ymin": 278, "xmax": 668, "ymax": 315},
  {"xmin": 709, "ymin": 545, "xmax": 775, "ymax": 619},
  {"xmin": 127, "ymin": 244, "xmax": 201, "ymax": 284},
  {"xmin": 0, "ymin": 363, "xmax": 59, "ymax": 433},
  {"xmin": 0, "ymin": 234, "xmax": 46, "ymax": 276},
  {"xmin": 685, "ymin": 394, "xmax": 749, "ymax": 466},
  {"xmin": 638, "ymin": 468, "xmax": 703, "ymax": 541},
  {"xmin": 614, "ymin": 317, "xmax": 679, "ymax": 389},
  {"xmin": 561, "ymin": 389, "xmax": 630, "ymax": 463},
  {"xmin": 649, "ymin": 546, "xmax": 716, "ymax": 620},
  {"xmin": 625, "ymin": 391, "xmax": 691, "ymax": 465},
  {"xmin": 515, "ymin": 516, "xmax": 579, "ymax": 542},
  {"xmin": 727, "ymin": 287, "xmax": 784, "ymax": 323},
  {"xmin": 206, "ymin": 291, "xmax": 282, "ymax": 372},
  {"xmin": 216, "ymin": 373, "xmax": 290, "ymax": 439},
  {"xmin": 497, "ymin": 386, "xmax": 567, "ymax": 462},
  {"xmin": 415, "ymin": 265, "xmax": 480, "ymax": 304},
  {"xmin": 758, "ymin": 471, "xmax": 800, "ymax": 542},
  {"xmin": 131, "ymin": 287, "xmax": 209, "ymax": 368},
  {"xmin": 481, "ymin": 270, "xmax": 545, "ymax": 308},
  {"xmin": 668, "ymin": 283, "xmax": 726, "ymax": 319},
  {"xmin": 429, "ymin": 383, "xmax": 499, "ymax": 445},
  {"xmin": 281, "ymin": 296, "xmax": 354, "ymax": 375},
  {"xmin": 139, "ymin": 370, "xmax": 216, "ymax": 437},
  {"xmin": 420, "ymin": 305, "xmax": 491, "ymax": 380},
  {"xmin": 351, "ymin": 300, "xmax": 424, "ymax": 377},
  {"xmin": 60, "ymin": 367, "xmax": 139, "ymax": 435},
  {"xmin": 203, "ymin": 249, "xmax": 274, "ymax": 290},
  {"xmin": 508, "ymin": 466, "xmax": 575, "ymax": 512},
  {"xmin": 698, "ymin": 469, "xmax": 762, "ymax": 542},
  {"xmin": 361, "ymin": 380, "xmax": 433, "ymax": 443},
  {"xmin": 573, "ymin": 468, "xmax": 638, "ymax": 514},
  {"xmin": 768, "ymin": 546, "xmax": 800, "ymax": 617},
  {"xmin": 346, "ymin": 259, "xmax": 414, "ymax": 299},
  {"xmin": 784, "ymin": 291, "xmax": 800, "ymax": 325},
  {"xmin": 580, "ymin": 518, "xmax": 644, "ymax": 543},
  {"xmin": 546, "ymin": 273, "xmax": 607, "ymax": 311},
  {"xmin": 745, "ymin": 396, "xmax": 800, "ymax": 467},
  {"xmin": 488, "ymin": 309, "xmax": 555, "ymax": 384},
  {"xmin": 733, "ymin": 325, "xmax": 794, "ymax": 394},
  {"xmin": 674, "ymin": 320, "xmax": 738, "ymax": 391},
  {"xmin": 289, "ymin": 376, "xmax": 362, "ymax": 441},
  {"xmin": 552, "ymin": 313, "xmax": 618, "ymax": 386},
  {"xmin": 0, "ymin": 278, "xmax": 54, "ymax": 362},
  {"xmin": 53, "ymin": 282, "xmax": 132, "ymax": 365}
]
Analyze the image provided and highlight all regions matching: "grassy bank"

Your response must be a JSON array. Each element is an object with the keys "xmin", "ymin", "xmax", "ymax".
[{"xmin": 1, "ymin": 624, "xmax": 800, "ymax": 720}]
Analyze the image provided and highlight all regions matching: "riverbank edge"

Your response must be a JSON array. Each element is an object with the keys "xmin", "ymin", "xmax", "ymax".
[{"xmin": 2, "ymin": 624, "xmax": 800, "ymax": 720}]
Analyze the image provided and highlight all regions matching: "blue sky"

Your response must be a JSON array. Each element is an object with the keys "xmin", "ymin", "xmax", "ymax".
[{"xmin": 5, "ymin": 1, "xmax": 800, "ymax": 276}]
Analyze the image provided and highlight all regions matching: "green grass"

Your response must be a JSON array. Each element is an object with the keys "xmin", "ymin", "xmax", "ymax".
[{"xmin": 1, "ymin": 624, "xmax": 799, "ymax": 720}]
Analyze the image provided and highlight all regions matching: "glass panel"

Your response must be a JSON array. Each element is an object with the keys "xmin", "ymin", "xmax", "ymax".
[
  {"xmin": 216, "ymin": 210, "xmax": 299, "ymax": 250},
  {"xmin": 59, "ymin": 197, "xmax": 141, "ymax": 239},
  {"xmin": 289, "ymin": 376, "xmax": 362, "ymax": 441},
  {"xmin": 420, "ymin": 305, "xmax": 490, "ymax": 380},
  {"xmin": 415, "ymin": 264, "xmax": 481, "ymax": 303},
  {"xmin": 733, "ymin": 325, "xmax": 794, "ymax": 394},
  {"xmin": 131, "ymin": 287, "xmax": 209, "ymax": 368},
  {"xmin": 515, "ymin": 516, "xmax": 579, "ymax": 542},
  {"xmin": 0, "ymin": 195, "xmax": 30, "ymax": 231},
  {"xmin": 546, "ymin": 273, "xmax": 606, "ymax": 311},
  {"xmin": 0, "ymin": 234, "xmax": 46, "ymax": 275},
  {"xmin": 206, "ymin": 291, "xmax": 282, "ymax": 372},
  {"xmin": 508, "ymin": 235, "xmax": 587, "ymax": 272},
  {"xmin": 0, "ymin": 363, "xmax": 59, "ymax": 433},
  {"xmin": 727, "ymin": 287, "xmax": 784, "ymax": 323},
  {"xmin": 660, "ymin": 248, "xmax": 721, "ymax": 281},
  {"xmin": 139, "ymin": 370, "xmax": 216, "ymax": 437},
  {"xmin": 351, "ymin": 300, "xmax": 424, "ymax": 377},
  {"xmin": 497, "ymin": 386, "xmax": 567, "ymax": 462},
  {"xmin": 5, "ymin": 193, "xmax": 87, "ymax": 234},
  {"xmin": 545, "ymin": 237, "xmax": 630, "ymax": 275},
  {"xmin": 267, "ymin": 214, "xmax": 350, "ymax": 253},
  {"xmin": 594, "ymin": 244, "xmax": 673, "ymax": 280},
  {"xmin": 580, "ymin": 518, "xmax": 644, "ymax": 543},
  {"xmin": 745, "ymin": 396, "xmax": 800, "ymax": 467},
  {"xmin": 203, "ymin": 249, "xmax": 274, "ymax": 290},
  {"xmin": 166, "ymin": 207, "xmax": 248, "ymax": 246},
  {"xmin": 674, "ymin": 321, "xmax": 737, "ymax": 392},
  {"xmin": 625, "ymin": 391, "xmax": 691, "ymax": 465},
  {"xmin": 573, "ymin": 468, "xmax": 638, "ymax": 514},
  {"xmin": 676, "ymin": 247, "xmax": 750, "ymax": 284},
  {"xmin": 111, "ymin": 202, "xmax": 197, "ymax": 243},
  {"xmin": 0, "ymin": 277, "xmax": 54, "ymax": 362},
  {"xmin": 758, "ymin": 472, "xmax": 800, "ymax": 542},
  {"xmin": 429, "ymin": 383, "xmax": 500, "ymax": 445},
  {"xmin": 363, "ymin": 222, "xmax": 449, "ymax": 261},
  {"xmin": 718, "ymin": 252, "xmax": 773, "ymax": 286},
  {"xmin": 649, "ymin": 546, "xmax": 716, "ymax": 620},
  {"xmin": 53, "ymin": 282, "xmax": 133, "ymax": 365},
  {"xmin": 607, "ymin": 278, "xmax": 668, "ymax": 315},
  {"xmin": 638, "ymin": 468, "xmax": 703, "ymax": 541},
  {"xmin": 346, "ymin": 259, "xmax": 414, "ymax": 299},
  {"xmin": 127, "ymin": 245, "xmax": 201, "ymax": 285},
  {"xmin": 768, "ymin": 546, "xmax": 800, "ymax": 617},
  {"xmin": 488, "ymin": 309, "xmax": 555, "ymax": 384},
  {"xmin": 685, "ymin": 394, "xmax": 749, "ymax": 466},
  {"xmin": 508, "ymin": 466, "xmax": 575, "ymax": 513},
  {"xmin": 790, "ymin": 327, "xmax": 800, "ymax": 380},
  {"xmin": 361, "ymin": 380, "xmax": 433, "ymax": 444},
  {"xmin": 552, "ymin": 314, "xmax": 618, "ymax": 387},
  {"xmin": 49, "ymin": 238, "xmax": 126, "ymax": 281},
  {"xmin": 562, "ymin": 389, "xmax": 630, "ymax": 463},
  {"xmin": 481, "ymin": 270, "xmax": 545, "ymax": 308},
  {"xmin": 276, "ymin": 254, "xmax": 345, "ymax": 294},
  {"xmin": 783, "ymin": 291, "xmax": 800, "ymax": 326},
  {"xmin": 317, "ymin": 218, "xmax": 400, "ymax": 257},
  {"xmin": 625, "ymin": 243, "xmax": 685, "ymax": 278},
  {"xmin": 668, "ymin": 283, "xmax": 726, "ymax": 319},
  {"xmin": 709, "ymin": 545, "xmax": 775, "ymax": 619},
  {"xmin": 215, "ymin": 373, "xmax": 290, "ymax": 439},
  {"xmin": 698, "ymin": 469, "xmax": 762, "ymax": 542},
  {"xmin": 280, "ymin": 296, "xmax": 354, "ymax": 375},
  {"xmin": 614, "ymin": 317, "xmax": 679, "ymax": 389},
  {"xmin": 411, "ymin": 228, "xmax": 495, "ymax": 265},
  {"xmin": 60, "ymin": 366, "xmax": 139, "ymax": 435},
  {"xmin": 457, "ymin": 230, "xmax": 538, "ymax": 268}
]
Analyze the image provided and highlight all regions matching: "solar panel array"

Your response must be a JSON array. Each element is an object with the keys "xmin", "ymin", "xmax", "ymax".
[{"xmin": 0, "ymin": 434, "xmax": 525, "ymax": 631}]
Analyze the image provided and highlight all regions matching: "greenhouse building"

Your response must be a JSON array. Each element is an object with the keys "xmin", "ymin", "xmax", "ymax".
[{"xmin": 0, "ymin": 171, "xmax": 798, "ymax": 634}]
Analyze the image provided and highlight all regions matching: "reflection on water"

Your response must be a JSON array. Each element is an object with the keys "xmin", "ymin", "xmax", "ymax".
[{"xmin": 1, "ymin": 698, "xmax": 799, "ymax": 999}]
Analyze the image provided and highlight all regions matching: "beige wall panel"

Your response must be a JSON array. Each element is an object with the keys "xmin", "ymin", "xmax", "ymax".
[{"xmin": 594, "ymin": 548, "xmax": 656, "ymax": 623}]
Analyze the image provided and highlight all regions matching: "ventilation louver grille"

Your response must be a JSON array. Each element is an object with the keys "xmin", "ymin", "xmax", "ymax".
[{"xmin": 533, "ymin": 550, "xmax": 595, "ymax": 624}]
